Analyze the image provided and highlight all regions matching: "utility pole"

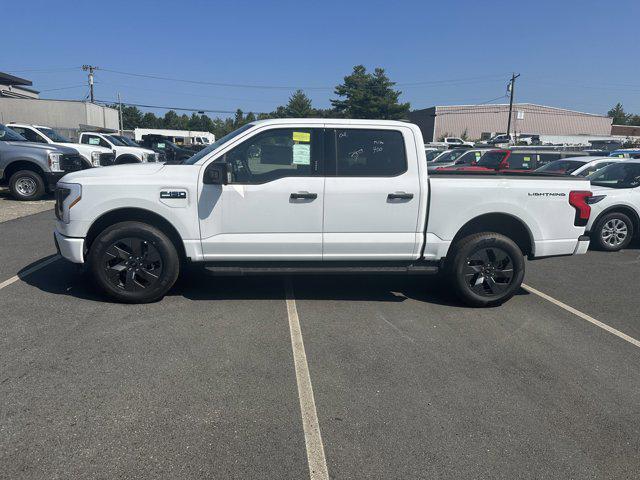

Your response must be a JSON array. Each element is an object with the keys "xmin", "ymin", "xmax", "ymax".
[
  {"xmin": 506, "ymin": 72, "xmax": 520, "ymax": 142},
  {"xmin": 82, "ymin": 65, "xmax": 99, "ymax": 102},
  {"xmin": 117, "ymin": 93, "xmax": 124, "ymax": 134}
]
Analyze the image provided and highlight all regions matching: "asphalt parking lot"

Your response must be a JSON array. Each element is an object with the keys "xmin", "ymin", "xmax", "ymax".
[{"xmin": 1, "ymin": 206, "xmax": 639, "ymax": 479}]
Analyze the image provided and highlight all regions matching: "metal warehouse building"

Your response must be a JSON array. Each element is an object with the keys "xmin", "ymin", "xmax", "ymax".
[{"xmin": 408, "ymin": 103, "xmax": 612, "ymax": 142}]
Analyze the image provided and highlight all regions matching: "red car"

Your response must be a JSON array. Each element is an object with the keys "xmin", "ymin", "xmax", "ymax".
[{"xmin": 437, "ymin": 149, "xmax": 538, "ymax": 173}]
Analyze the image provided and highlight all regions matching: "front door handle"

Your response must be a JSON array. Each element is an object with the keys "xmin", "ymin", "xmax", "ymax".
[
  {"xmin": 387, "ymin": 192, "xmax": 414, "ymax": 200},
  {"xmin": 290, "ymin": 191, "xmax": 318, "ymax": 200}
]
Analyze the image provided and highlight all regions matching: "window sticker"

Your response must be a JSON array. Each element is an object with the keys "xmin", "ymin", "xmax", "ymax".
[
  {"xmin": 88, "ymin": 137, "xmax": 100, "ymax": 145},
  {"xmin": 292, "ymin": 143, "xmax": 311, "ymax": 165},
  {"xmin": 157, "ymin": 143, "xmax": 165, "ymax": 149},
  {"xmin": 475, "ymin": 152, "xmax": 481, "ymax": 158},
  {"xmin": 523, "ymin": 156, "xmax": 531, "ymax": 161},
  {"xmin": 292, "ymin": 131, "xmax": 310, "ymax": 142}
]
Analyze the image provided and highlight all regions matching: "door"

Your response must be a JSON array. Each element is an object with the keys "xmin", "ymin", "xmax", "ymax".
[
  {"xmin": 199, "ymin": 127, "xmax": 324, "ymax": 260},
  {"xmin": 323, "ymin": 127, "xmax": 422, "ymax": 260}
]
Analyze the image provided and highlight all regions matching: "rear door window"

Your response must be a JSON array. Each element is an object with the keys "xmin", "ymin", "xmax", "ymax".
[{"xmin": 334, "ymin": 129, "xmax": 407, "ymax": 176}]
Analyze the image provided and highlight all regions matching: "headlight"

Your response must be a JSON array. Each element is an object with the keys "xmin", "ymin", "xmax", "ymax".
[
  {"xmin": 55, "ymin": 182, "xmax": 82, "ymax": 223},
  {"xmin": 142, "ymin": 152, "xmax": 156, "ymax": 162},
  {"xmin": 90, "ymin": 151, "xmax": 102, "ymax": 167},
  {"xmin": 48, "ymin": 152, "xmax": 63, "ymax": 172}
]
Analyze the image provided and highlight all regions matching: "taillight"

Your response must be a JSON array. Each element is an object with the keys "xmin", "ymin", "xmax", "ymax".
[{"xmin": 569, "ymin": 190, "xmax": 592, "ymax": 226}]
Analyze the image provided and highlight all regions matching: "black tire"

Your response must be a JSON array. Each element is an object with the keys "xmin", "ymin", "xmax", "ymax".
[
  {"xmin": 591, "ymin": 212, "xmax": 634, "ymax": 252},
  {"xmin": 88, "ymin": 221, "xmax": 180, "ymax": 303},
  {"xmin": 9, "ymin": 170, "xmax": 46, "ymax": 201},
  {"xmin": 446, "ymin": 232, "xmax": 525, "ymax": 307}
]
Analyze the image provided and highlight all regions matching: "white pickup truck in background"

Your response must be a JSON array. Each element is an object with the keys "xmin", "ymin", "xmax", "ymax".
[
  {"xmin": 77, "ymin": 132, "xmax": 158, "ymax": 164},
  {"xmin": 7, "ymin": 123, "xmax": 115, "ymax": 168},
  {"xmin": 54, "ymin": 119, "xmax": 593, "ymax": 307},
  {"xmin": 426, "ymin": 136, "xmax": 474, "ymax": 148}
]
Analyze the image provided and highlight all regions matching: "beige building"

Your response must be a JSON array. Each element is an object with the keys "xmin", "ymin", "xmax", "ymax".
[
  {"xmin": 0, "ymin": 71, "xmax": 119, "ymax": 140},
  {"xmin": 408, "ymin": 103, "xmax": 612, "ymax": 142}
]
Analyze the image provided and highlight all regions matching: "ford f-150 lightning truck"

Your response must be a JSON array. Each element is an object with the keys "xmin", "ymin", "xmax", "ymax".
[{"xmin": 54, "ymin": 119, "xmax": 593, "ymax": 306}]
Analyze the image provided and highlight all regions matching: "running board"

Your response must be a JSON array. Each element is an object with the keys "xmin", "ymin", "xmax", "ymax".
[{"xmin": 202, "ymin": 261, "xmax": 440, "ymax": 276}]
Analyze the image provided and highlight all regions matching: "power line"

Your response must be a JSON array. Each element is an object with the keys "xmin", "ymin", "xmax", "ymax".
[
  {"xmin": 99, "ymin": 67, "xmax": 511, "ymax": 91},
  {"xmin": 39, "ymin": 84, "xmax": 89, "ymax": 92},
  {"xmin": 94, "ymin": 99, "xmax": 265, "ymax": 115}
]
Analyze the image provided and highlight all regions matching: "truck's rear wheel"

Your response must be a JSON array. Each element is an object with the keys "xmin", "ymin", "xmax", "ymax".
[
  {"xmin": 446, "ymin": 232, "xmax": 524, "ymax": 307},
  {"xmin": 9, "ymin": 170, "xmax": 46, "ymax": 201},
  {"xmin": 88, "ymin": 221, "xmax": 180, "ymax": 303}
]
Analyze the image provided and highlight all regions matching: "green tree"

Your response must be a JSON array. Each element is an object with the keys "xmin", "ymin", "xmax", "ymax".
[
  {"xmin": 331, "ymin": 65, "xmax": 410, "ymax": 119},
  {"xmin": 284, "ymin": 90, "xmax": 315, "ymax": 117},
  {"xmin": 109, "ymin": 105, "xmax": 144, "ymax": 130},
  {"xmin": 140, "ymin": 112, "xmax": 160, "ymax": 128},
  {"xmin": 627, "ymin": 114, "xmax": 640, "ymax": 126},
  {"xmin": 608, "ymin": 103, "xmax": 629, "ymax": 125}
]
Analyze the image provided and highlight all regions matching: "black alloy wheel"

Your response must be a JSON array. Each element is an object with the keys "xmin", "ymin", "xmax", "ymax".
[
  {"xmin": 103, "ymin": 237, "xmax": 163, "ymax": 292},
  {"xmin": 464, "ymin": 247, "xmax": 514, "ymax": 297}
]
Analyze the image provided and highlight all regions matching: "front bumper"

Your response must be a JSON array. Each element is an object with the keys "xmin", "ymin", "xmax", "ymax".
[{"xmin": 54, "ymin": 231, "xmax": 85, "ymax": 264}]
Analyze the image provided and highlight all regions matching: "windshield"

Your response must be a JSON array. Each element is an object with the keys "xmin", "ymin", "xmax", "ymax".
[
  {"xmin": 113, "ymin": 135, "xmax": 139, "ymax": 147},
  {"xmin": 589, "ymin": 163, "xmax": 640, "ymax": 189},
  {"xmin": 433, "ymin": 149, "xmax": 467, "ymax": 163},
  {"xmin": 183, "ymin": 123, "xmax": 254, "ymax": 165},
  {"xmin": 103, "ymin": 135, "xmax": 126, "ymax": 146},
  {"xmin": 38, "ymin": 127, "xmax": 70, "ymax": 143},
  {"xmin": 425, "ymin": 150, "xmax": 443, "ymax": 162},
  {"xmin": 0, "ymin": 124, "xmax": 28, "ymax": 142},
  {"xmin": 536, "ymin": 160, "xmax": 584, "ymax": 174},
  {"xmin": 477, "ymin": 151, "xmax": 508, "ymax": 168}
]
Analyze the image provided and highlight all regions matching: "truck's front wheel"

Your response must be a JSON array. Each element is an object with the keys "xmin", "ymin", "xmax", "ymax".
[
  {"xmin": 88, "ymin": 222, "xmax": 180, "ymax": 303},
  {"xmin": 9, "ymin": 170, "xmax": 46, "ymax": 201},
  {"xmin": 446, "ymin": 232, "xmax": 524, "ymax": 307}
]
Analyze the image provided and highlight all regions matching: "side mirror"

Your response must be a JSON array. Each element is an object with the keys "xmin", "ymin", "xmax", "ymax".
[{"xmin": 204, "ymin": 162, "xmax": 228, "ymax": 185}]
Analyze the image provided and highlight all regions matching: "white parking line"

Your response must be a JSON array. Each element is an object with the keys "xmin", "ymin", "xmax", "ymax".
[
  {"xmin": 284, "ymin": 278, "xmax": 329, "ymax": 480},
  {"xmin": 0, "ymin": 255, "xmax": 61, "ymax": 291},
  {"xmin": 522, "ymin": 283, "xmax": 640, "ymax": 348}
]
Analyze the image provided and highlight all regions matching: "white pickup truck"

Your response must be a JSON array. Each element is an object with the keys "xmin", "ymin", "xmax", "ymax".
[
  {"xmin": 427, "ymin": 137, "xmax": 474, "ymax": 148},
  {"xmin": 54, "ymin": 119, "xmax": 592, "ymax": 307},
  {"xmin": 77, "ymin": 132, "xmax": 158, "ymax": 164}
]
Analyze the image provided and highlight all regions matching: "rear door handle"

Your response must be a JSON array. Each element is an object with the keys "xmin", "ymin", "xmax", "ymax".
[
  {"xmin": 387, "ymin": 192, "xmax": 414, "ymax": 200},
  {"xmin": 290, "ymin": 191, "xmax": 318, "ymax": 200}
]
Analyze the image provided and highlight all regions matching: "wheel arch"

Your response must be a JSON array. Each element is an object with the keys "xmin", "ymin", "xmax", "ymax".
[
  {"xmin": 2, "ymin": 159, "xmax": 46, "ymax": 182},
  {"xmin": 114, "ymin": 154, "xmax": 140, "ymax": 164},
  {"xmin": 85, "ymin": 208, "xmax": 187, "ymax": 262},
  {"xmin": 450, "ymin": 212, "xmax": 534, "ymax": 256}
]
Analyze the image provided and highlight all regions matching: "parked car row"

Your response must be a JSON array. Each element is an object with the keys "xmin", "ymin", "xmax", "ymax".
[
  {"xmin": 424, "ymin": 147, "xmax": 640, "ymax": 252},
  {"xmin": 0, "ymin": 123, "xmax": 161, "ymax": 200}
]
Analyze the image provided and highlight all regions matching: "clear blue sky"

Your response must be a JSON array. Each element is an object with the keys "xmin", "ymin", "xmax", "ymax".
[{"xmin": 4, "ymin": 0, "xmax": 640, "ymax": 118}]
